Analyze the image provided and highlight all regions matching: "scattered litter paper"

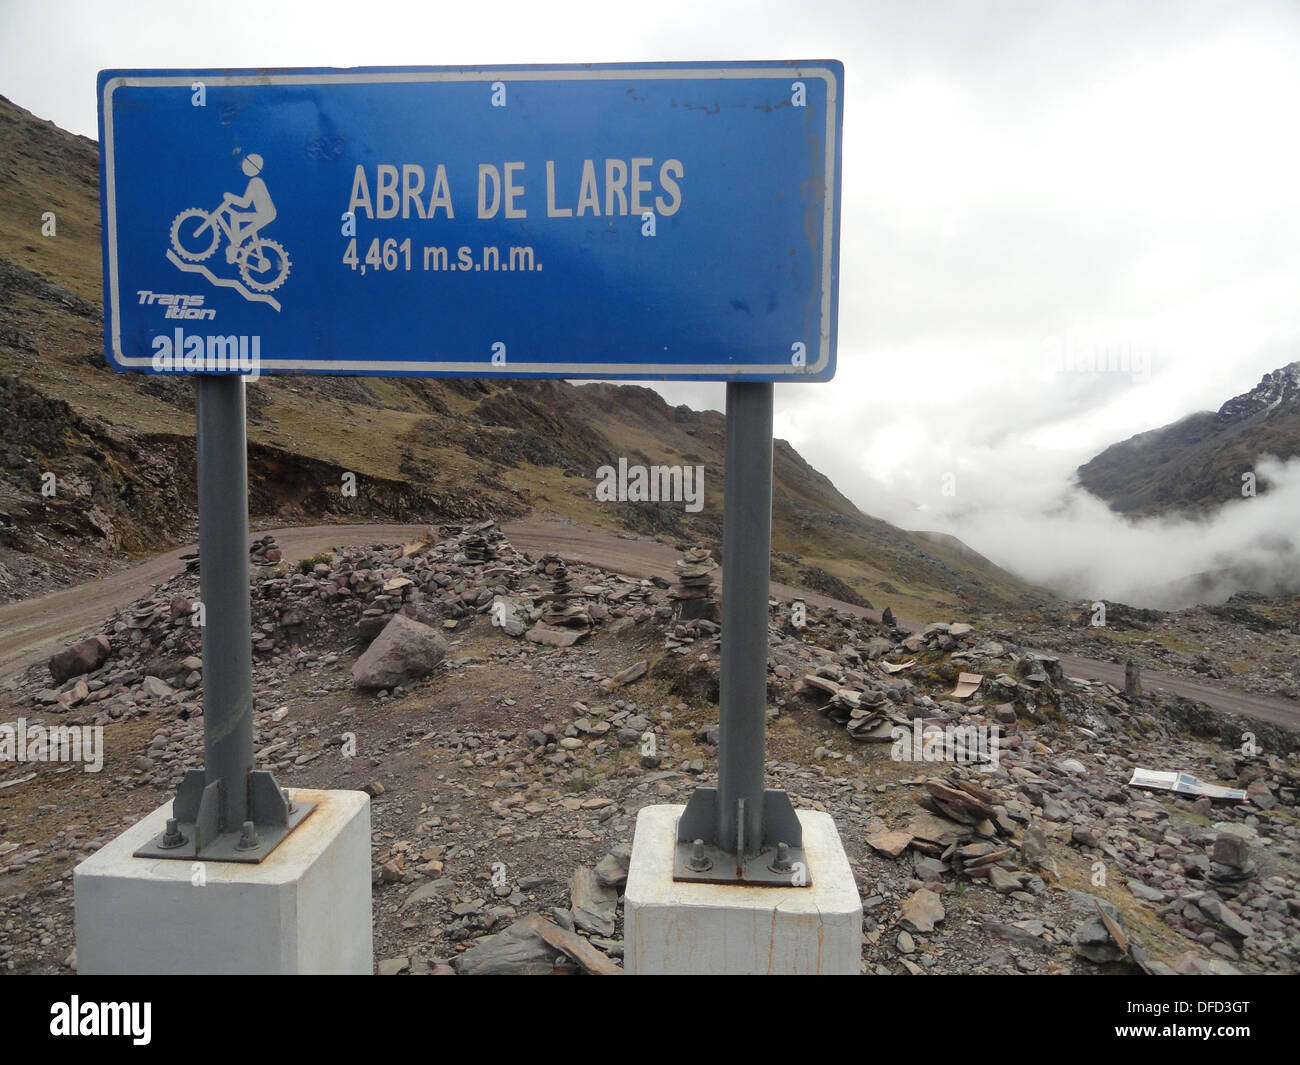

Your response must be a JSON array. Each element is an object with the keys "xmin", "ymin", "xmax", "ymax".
[
  {"xmin": 949, "ymin": 672, "xmax": 983, "ymax": 699},
  {"xmin": 1128, "ymin": 768, "xmax": 1246, "ymax": 802},
  {"xmin": 878, "ymin": 659, "xmax": 916, "ymax": 674}
]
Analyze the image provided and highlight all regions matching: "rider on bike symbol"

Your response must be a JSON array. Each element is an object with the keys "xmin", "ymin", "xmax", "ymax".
[
  {"xmin": 221, "ymin": 153, "xmax": 276, "ymax": 264},
  {"xmin": 169, "ymin": 152, "xmax": 291, "ymax": 296}
]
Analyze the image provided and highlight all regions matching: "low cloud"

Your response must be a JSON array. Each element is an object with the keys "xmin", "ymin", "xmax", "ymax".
[
  {"xmin": 860, "ymin": 451, "xmax": 1300, "ymax": 610},
  {"xmin": 650, "ymin": 355, "xmax": 1300, "ymax": 611}
]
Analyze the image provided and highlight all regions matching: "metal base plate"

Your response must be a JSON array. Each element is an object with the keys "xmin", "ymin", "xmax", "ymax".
[
  {"xmin": 134, "ymin": 768, "xmax": 316, "ymax": 863},
  {"xmin": 672, "ymin": 837, "xmax": 812, "ymax": 886},
  {"xmin": 673, "ymin": 786, "xmax": 812, "ymax": 886},
  {"xmin": 134, "ymin": 800, "xmax": 316, "ymax": 863}
]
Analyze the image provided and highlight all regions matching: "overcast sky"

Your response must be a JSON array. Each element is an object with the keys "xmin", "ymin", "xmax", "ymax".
[{"xmin": 3, "ymin": 0, "xmax": 1299, "ymax": 606}]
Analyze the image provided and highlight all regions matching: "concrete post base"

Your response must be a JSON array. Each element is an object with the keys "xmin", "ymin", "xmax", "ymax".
[
  {"xmin": 624, "ymin": 804, "xmax": 862, "ymax": 974},
  {"xmin": 74, "ymin": 788, "xmax": 372, "ymax": 974}
]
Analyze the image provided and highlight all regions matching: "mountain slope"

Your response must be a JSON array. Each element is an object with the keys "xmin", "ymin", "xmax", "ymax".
[
  {"xmin": 1077, "ymin": 363, "xmax": 1300, "ymax": 515},
  {"xmin": 0, "ymin": 92, "xmax": 1053, "ymax": 618}
]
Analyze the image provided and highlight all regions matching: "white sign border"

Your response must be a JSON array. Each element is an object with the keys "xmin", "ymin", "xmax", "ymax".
[{"xmin": 101, "ymin": 65, "xmax": 840, "ymax": 379}]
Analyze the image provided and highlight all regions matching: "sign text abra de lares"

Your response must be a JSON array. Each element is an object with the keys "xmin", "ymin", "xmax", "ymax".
[{"xmin": 97, "ymin": 62, "xmax": 843, "ymax": 382}]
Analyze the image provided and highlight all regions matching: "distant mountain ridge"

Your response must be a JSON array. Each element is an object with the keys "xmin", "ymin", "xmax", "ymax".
[
  {"xmin": 1217, "ymin": 362, "xmax": 1300, "ymax": 423},
  {"xmin": 1077, "ymin": 361, "xmax": 1300, "ymax": 515}
]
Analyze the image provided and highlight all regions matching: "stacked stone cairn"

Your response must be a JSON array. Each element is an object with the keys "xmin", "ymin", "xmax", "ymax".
[
  {"xmin": 670, "ymin": 547, "xmax": 718, "ymax": 623},
  {"xmin": 1207, "ymin": 833, "xmax": 1258, "ymax": 895},
  {"xmin": 537, "ymin": 555, "xmax": 591, "ymax": 634},
  {"xmin": 249, "ymin": 534, "xmax": 282, "ymax": 567},
  {"xmin": 454, "ymin": 520, "xmax": 503, "ymax": 566},
  {"xmin": 183, "ymin": 534, "xmax": 281, "ymax": 572}
]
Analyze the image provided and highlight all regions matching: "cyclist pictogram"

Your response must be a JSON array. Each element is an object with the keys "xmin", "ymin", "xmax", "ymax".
[{"xmin": 168, "ymin": 153, "xmax": 291, "ymax": 300}]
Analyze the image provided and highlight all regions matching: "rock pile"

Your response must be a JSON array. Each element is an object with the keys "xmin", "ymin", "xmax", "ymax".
[
  {"xmin": 661, "ymin": 547, "xmax": 721, "ymax": 653},
  {"xmin": 805, "ymin": 673, "xmax": 896, "ymax": 742},
  {"xmin": 445, "ymin": 852, "xmax": 631, "ymax": 975},
  {"xmin": 9, "ymin": 519, "xmax": 1299, "ymax": 977},
  {"xmin": 453, "ymin": 520, "xmax": 503, "ymax": 565},
  {"xmin": 773, "ymin": 600, "xmax": 1299, "ymax": 973},
  {"xmin": 180, "ymin": 533, "xmax": 281, "ymax": 572},
  {"xmin": 663, "ymin": 617, "xmax": 720, "ymax": 655},
  {"xmin": 524, "ymin": 556, "xmax": 593, "ymax": 648},
  {"xmin": 537, "ymin": 557, "xmax": 590, "ymax": 632},
  {"xmin": 669, "ymin": 547, "xmax": 718, "ymax": 623},
  {"xmin": 26, "ymin": 523, "xmax": 544, "ymax": 719},
  {"xmin": 1207, "ymin": 831, "xmax": 1257, "ymax": 894},
  {"xmin": 250, "ymin": 534, "xmax": 282, "ymax": 567}
]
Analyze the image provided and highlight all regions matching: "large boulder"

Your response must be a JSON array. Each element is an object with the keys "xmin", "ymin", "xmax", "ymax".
[
  {"xmin": 351, "ymin": 613, "xmax": 448, "ymax": 690},
  {"xmin": 49, "ymin": 635, "xmax": 111, "ymax": 684}
]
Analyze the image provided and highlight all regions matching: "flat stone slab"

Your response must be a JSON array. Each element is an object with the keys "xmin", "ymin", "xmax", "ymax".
[
  {"xmin": 865, "ymin": 829, "xmax": 913, "ymax": 858},
  {"xmin": 900, "ymin": 888, "xmax": 946, "ymax": 933},
  {"xmin": 526, "ymin": 623, "xmax": 587, "ymax": 647},
  {"xmin": 453, "ymin": 916, "xmax": 559, "ymax": 975},
  {"xmin": 569, "ymin": 865, "xmax": 617, "ymax": 936}
]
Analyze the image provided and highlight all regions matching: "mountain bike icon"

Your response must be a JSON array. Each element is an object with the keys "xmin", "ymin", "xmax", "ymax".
[{"xmin": 169, "ymin": 158, "xmax": 291, "ymax": 295}]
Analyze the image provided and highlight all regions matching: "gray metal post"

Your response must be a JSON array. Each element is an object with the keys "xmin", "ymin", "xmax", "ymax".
[
  {"xmin": 134, "ymin": 374, "xmax": 313, "ymax": 863},
  {"xmin": 196, "ymin": 374, "xmax": 254, "ymax": 829},
  {"xmin": 673, "ymin": 382, "xmax": 806, "ymax": 884},
  {"xmin": 716, "ymin": 382, "xmax": 773, "ymax": 857}
]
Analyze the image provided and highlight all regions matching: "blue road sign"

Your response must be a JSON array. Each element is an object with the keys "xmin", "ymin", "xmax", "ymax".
[{"xmin": 97, "ymin": 62, "xmax": 842, "ymax": 381}]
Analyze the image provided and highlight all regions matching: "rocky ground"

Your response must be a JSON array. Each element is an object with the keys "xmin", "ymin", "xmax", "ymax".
[
  {"xmin": 0, "ymin": 522, "xmax": 1297, "ymax": 975},
  {"xmin": 1015, "ymin": 596, "xmax": 1300, "ymax": 701}
]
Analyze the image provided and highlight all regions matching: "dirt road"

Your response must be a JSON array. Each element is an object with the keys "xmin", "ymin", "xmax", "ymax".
[
  {"xmin": 2, "ymin": 518, "xmax": 1296, "ymax": 729},
  {"xmin": 0, "ymin": 523, "xmax": 427, "ymax": 682}
]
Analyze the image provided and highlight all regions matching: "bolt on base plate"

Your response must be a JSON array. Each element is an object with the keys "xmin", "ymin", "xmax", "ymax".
[
  {"xmin": 672, "ymin": 786, "xmax": 812, "ymax": 886},
  {"xmin": 134, "ymin": 769, "xmax": 316, "ymax": 863},
  {"xmin": 672, "ymin": 837, "xmax": 812, "ymax": 886}
]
